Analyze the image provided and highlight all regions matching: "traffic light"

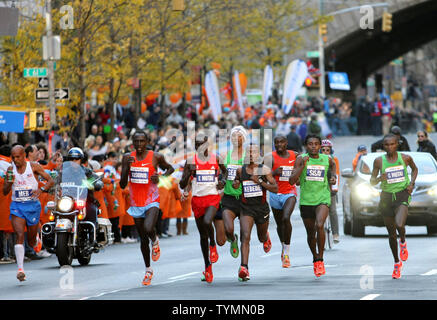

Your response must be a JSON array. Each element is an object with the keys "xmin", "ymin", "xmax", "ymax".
[
  {"xmin": 172, "ymin": 0, "xmax": 184, "ymax": 11},
  {"xmin": 382, "ymin": 12, "xmax": 392, "ymax": 32},
  {"xmin": 304, "ymin": 76, "xmax": 319, "ymax": 88},
  {"xmin": 319, "ymin": 24, "xmax": 327, "ymax": 36},
  {"xmin": 29, "ymin": 111, "xmax": 37, "ymax": 130},
  {"xmin": 305, "ymin": 77, "xmax": 313, "ymax": 87}
]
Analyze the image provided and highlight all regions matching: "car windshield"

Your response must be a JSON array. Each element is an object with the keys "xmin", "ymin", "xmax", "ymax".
[{"xmin": 359, "ymin": 152, "xmax": 437, "ymax": 175}]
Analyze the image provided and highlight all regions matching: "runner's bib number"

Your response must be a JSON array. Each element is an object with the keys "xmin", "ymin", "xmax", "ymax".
[
  {"xmin": 14, "ymin": 186, "xmax": 33, "ymax": 201},
  {"xmin": 227, "ymin": 165, "xmax": 240, "ymax": 181},
  {"xmin": 196, "ymin": 170, "xmax": 216, "ymax": 184},
  {"xmin": 306, "ymin": 165, "xmax": 325, "ymax": 182},
  {"xmin": 130, "ymin": 167, "xmax": 149, "ymax": 184},
  {"xmin": 385, "ymin": 165, "xmax": 406, "ymax": 184},
  {"xmin": 279, "ymin": 166, "xmax": 294, "ymax": 181},
  {"xmin": 242, "ymin": 180, "xmax": 263, "ymax": 198}
]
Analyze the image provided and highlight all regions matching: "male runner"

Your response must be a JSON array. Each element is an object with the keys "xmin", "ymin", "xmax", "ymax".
[
  {"xmin": 320, "ymin": 139, "xmax": 340, "ymax": 243},
  {"xmin": 3, "ymin": 145, "xmax": 54, "ymax": 281},
  {"xmin": 289, "ymin": 134, "xmax": 336, "ymax": 277},
  {"xmin": 264, "ymin": 135, "xmax": 298, "ymax": 268},
  {"xmin": 180, "ymin": 135, "xmax": 227, "ymax": 283},
  {"xmin": 233, "ymin": 144, "xmax": 278, "ymax": 281},
  {"xmin": 120, "ymin": 131, "xmax": 174, "ymax": 286},
  {"xmin": 370, "ymin": 133, "xmax": 417, "ymax": 279},
  {"xmin": 221, "ymin": 126, "xmax": 247, "ymax": 258}
]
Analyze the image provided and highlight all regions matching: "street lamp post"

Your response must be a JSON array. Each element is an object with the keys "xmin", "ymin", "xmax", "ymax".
[
  {"xmin": 45, "ymin": 0, "xmax": 56, "ymax": 128},
  {"xmin": 318, "ymin": 0, "xmax": 326, "ymax": 99}
]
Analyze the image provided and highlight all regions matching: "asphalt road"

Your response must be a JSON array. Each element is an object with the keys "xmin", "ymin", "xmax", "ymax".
[{"xmin": 1, "ymin": 133, "xmax": 437, "ymax": 300}]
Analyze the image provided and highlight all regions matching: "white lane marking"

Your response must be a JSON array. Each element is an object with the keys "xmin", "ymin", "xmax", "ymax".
[
  {"xmin": 260, "ymin": 251, "xmax": 281, "ymax": 258},
  {"xmin": 169, "ymin": 272, "xmax": 200, "ymax": 280},
  {"xmin": 360, "ymin": 294, "xmax": 380, "ymax": 300},
  {"xmin": 421, "ymin": 269, "xmax": 437, "ymax": 276},
  {"xmin": 79, "ymin": 274, "xmax": 200, "ymax": 300}
]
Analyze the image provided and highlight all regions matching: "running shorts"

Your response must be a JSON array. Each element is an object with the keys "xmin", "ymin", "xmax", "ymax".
[
  {"xmin": 10, "ymin": 201, "xmax": 41, "ymax": 227},
  {"xmin": 192, "ymin": 194, "xmax": 221, "ymax": 219},
  {"xmin": 240, "ymin": 202, "xmax": 270, "ymax": 225},
  {"xmin": 269, "ymin": 192, "xmax": 296, "ymax": 210},
  {"xmin": 221, "ymin": 194, "xmax": 241, "ymax": 216},
  {"xmin": 127, "ymin": 202, "xmax": 160, "ymax": 218},
  {"xmin": 379, "ymin": 189, "xmax": 411, "ymax": 217},
  {"xmin": 300, "ymin": 204, "xmax": 329, "ymax": 220}
]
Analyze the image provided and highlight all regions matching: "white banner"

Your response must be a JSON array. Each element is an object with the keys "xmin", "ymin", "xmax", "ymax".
[
  {"xmin": 205, "ymin": 71, "xmax": 222, "ymax": 122},
  {"xmin": 233, "ymin": 70, "xmax": 244, "ymax": 118},
  {"xmin": 262, "ymin": 65, "xmax": 273, "ymax": 108},
  {"xmin": 282, "ymin": 59, "xmax": 308, "ymax": 114}
]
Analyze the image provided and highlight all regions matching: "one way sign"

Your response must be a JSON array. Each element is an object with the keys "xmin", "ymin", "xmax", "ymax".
[
  {"xmin": 35, "ymin": 88, "xmax": 69, "ymax": 101},
  {"xmin": 38, "ymin": 77, "xmax": 49, "ymax": 88}
]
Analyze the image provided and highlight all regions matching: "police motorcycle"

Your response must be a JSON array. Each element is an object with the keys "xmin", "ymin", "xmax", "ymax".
[{"xmin": 41, "ymin": 159, "xmax": 114, "ymax": 266}]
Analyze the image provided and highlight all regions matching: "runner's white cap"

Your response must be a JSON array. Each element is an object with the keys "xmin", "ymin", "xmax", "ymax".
[{"xmin": 230, "ymin": 126, "xmax": 248, "ymax": 141}]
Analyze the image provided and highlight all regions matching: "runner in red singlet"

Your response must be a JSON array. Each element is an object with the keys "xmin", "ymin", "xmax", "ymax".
[
  {"xmin": 120, "ymin": 131, "xmax": 174, "ymax": 286},
  {"xmin": 180, "ymin": 135, "xmax": 227, "ymax": 283},
  {"xmin": 264, "ymin": 135, "xmax": 298, "ymax": 268}
]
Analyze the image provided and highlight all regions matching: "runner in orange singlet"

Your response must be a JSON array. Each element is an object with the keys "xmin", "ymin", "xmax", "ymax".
[{"xmin": 120, "ymin": 131, "xmax": 174, "ymax": 286}]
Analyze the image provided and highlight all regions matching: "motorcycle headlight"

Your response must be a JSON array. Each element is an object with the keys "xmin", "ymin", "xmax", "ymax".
[
  {"xmin": 355, "ymin": 183, "xmax": 380, "ymax": 200},
  {"xmin": 58, "ymin": 196, "xmax": 74, "ymax": 212}
]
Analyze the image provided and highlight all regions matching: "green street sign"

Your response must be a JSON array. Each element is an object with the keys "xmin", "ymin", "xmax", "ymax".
[
  {"xmin": 23, "ymin": 68, "xmax": 47, "ymax": 78},
  {"xmin": 307, "ymin": 51, "xmax": 320, "ymax": 58}
]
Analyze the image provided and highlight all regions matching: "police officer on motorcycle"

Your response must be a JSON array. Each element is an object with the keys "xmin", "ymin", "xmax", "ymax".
[{"xmin": 66, "ymin": 147, "xmax": 104, "ymax": 229}]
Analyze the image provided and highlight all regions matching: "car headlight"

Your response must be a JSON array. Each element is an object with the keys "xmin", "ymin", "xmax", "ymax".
[
  {"xmin": 355, "ymin": 183, "xmax": 380, "ymax": 200},
  {"xmin": 58, "ymin": 196, "xmax": 74, "ymax": 212},
  {"xmin": 428, "ymin": 185, "xmax": 437, "ymax": 196}
]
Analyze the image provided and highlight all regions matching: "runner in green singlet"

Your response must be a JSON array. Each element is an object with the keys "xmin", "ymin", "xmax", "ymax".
[
  {"xmin": 370, "ymin": 133, "xmax": 418, "ymax": 279},
  {"xmin": 221, "ymin": 126, "xmax": 247, "ymax": 258},
  {"xmin": 289, "ymin": 134, "xmax": 337, "ymax": 278}
]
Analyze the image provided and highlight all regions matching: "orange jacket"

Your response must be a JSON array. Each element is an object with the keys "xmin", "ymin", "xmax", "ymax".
[{"xmin": 0, "ymin": 177, "xmax": 13, "ymax": 232}]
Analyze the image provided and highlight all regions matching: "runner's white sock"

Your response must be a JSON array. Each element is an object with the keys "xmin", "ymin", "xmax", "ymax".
[
  {"xmin": 146, "ymin": 267, "xmax": 153, "ymax": 273},
  {"xmin": 283, "ymin": 244, "xmax": 290, "ymax": 256},
  {"xmin": 14, "ymin": 244, "xmax": 24, "ymax": 270}
]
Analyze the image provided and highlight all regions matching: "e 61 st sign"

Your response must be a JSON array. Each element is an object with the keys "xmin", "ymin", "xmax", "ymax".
[{"xmin": 24, "ymin": 68, "xmax": 48, "ymax": 78}]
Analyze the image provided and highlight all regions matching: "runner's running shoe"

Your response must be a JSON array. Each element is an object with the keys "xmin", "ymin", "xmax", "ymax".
[
  {"xmin": 392, "ymin": 261, "xmax": 403, "ymax": 279},
  {"xmin": 317, "ymin": 260, "xmax": 326, "ymax": 276},
  {"xmin": 17, "ymin": 268, "xmax": 26, "ymax": 282},
  {"xmin": 399, "ymin": 240, "xmax": 408, "ymax": 262},
  {"xmin": 152, "ymin": 239, "xmax": 160, "ymax": 262},
  {"xmin": 203, "ymin": 264, "xmax": 213, "ymax": 283},
  {"xmin": 238, "ymin": 266, "xmax": 250, "ymax": 281},
  {"xmin": 313, "ymin": 261, "xmax": 321, "ymax": 277},
  {"xmin": 142, "ymin": 270, "xmax": 153, "ymax": 286},
  {"xmin": 263, "ymin": 232, "xmax": 272, "ymax": 253},
  {"xmin": 229, "ymin": 234, "xmax": 239, "ymax": 258},
  {"xmin": 210, "ymin": 245, "xmax": 218, "ymax": 264},
  {"xmin": 282, "ymin": 255, "xmax": 291, "ymax": 268},
  {"xmin": 34, "ymin": 233, "xmax": 42, "ymax": 253}
]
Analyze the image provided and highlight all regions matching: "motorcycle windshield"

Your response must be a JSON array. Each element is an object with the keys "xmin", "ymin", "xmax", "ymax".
[{"xmin": 58, "ymin": 161, "xmax": 88, "ymax": 202}]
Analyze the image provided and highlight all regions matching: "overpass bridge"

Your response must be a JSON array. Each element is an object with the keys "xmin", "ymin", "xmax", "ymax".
[{"xmin": 293, "ymin": 0, "xmax": 437, "ymax": 94}]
